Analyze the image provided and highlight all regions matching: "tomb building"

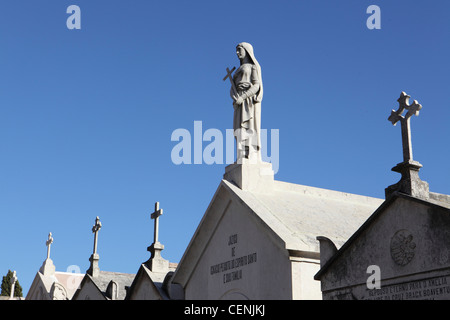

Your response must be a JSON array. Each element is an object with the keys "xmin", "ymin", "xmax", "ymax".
[
  {"xmin": 314, "ymin": 92, "xmax": 450, "ymax": 300},
  {"xmin": 125, "ymin": 202, "xmax": 182, "ymax": 300},
  {"xmin": 72, "ymin": 216, "xmax": 135, "ymax": 300},
  {"xmin": 26, "ymin": 233, "xmax": 84, "ymax": 300},
  {"xmin": 170, "ymin": 43, "xmax": 384, "ymax": 299}
]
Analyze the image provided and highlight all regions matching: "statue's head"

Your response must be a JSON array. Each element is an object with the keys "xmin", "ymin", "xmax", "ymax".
[
  {"xmin": 236, "ymin": 45, "xmax": 246, "ymax": 60},
  {"xmin": 236, "ymin": 42, "xmax": 255, "ymax": 63}
]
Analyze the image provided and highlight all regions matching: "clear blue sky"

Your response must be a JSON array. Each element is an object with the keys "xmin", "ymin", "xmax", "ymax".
[{"xmin": 1, "ymin": 0, "xmax": 449, "ymax": 295}]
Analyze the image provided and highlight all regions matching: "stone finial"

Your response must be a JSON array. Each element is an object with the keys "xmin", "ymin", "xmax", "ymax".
[
  {"xmin": 316, "ymin": 237, "xmax": 338, "ymax": 269},
  {"xmin": 151, "ymin": 202, "xmax": 162, "ymax": 244},
  {"xmin": 145, "ymin": 202, "xmax": 169, "ymax": 273},
  {"xmin": 87, "ymin": 216, "xmax": 102, "ymax": 277},
  {"xmin": 385, "ymin": 92, "xmax": 429, "ymax": 199},
  {"xmin": 388, "ymin": 92, "xmax": 422, "ymax": 162},
  {"xmin": 46, "ymin": 232, "xmax": 53, "ymax": 260},
  {"xmin": 91, "ymin": 216, "xmax": 102, "ymax": 255},
  {"xmin": 39, "ymin": 232, "xmax": 56, "ymax": 276}
]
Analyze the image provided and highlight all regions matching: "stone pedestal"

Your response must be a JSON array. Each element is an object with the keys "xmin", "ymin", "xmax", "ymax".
[
  {"xmin": 39, "ymin": 258, "xmax": 55, "ymax": 276},
  {"xmin": 87, "ymin": 253, "xmax": 100, "ymax": 277},
  {"xmin": 224, "ymin": 159, "xmax": 274, "ymax": 192},
  {"xmin": 145, "ymin": 241, "xmax": 169, "ymax": 273},
  {"xmin": 385, "ymin": 160, "xmax": 429, "ymax": 200}
]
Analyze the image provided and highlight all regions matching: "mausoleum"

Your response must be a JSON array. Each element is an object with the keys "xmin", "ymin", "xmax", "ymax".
[
  {"xmin": 314, "ymin": 92, "xmax": 450, "ymax": 300},
  {"xmin": 26, "ymin": 233, "xmax": 84, "ymax": 300},
  {"xmin": 125, "ymin": 202, "xmax": 182, "ymax": 300},
  {"xmin": 72, "ymin": 217, "xmax": 135, "ymax": 300},
  {"xmin": 170, "ymin": 42, "xmax": 385, "ymax": 300}
]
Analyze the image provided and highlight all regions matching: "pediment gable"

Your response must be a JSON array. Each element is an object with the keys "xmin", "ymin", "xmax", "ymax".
[
  {"xmin": 172, "ymin": 178, "xmax": 383, "ymax": 289},
  {"xmin": 72, "ymin": 275, "xmax": 106, "ymax": 300},
  {"xmin": 315, "ymin": 193, "xmax": 450, "ymax": 292},
  {"xmin": 125, "ymin": 264, "xmax": 167, "ymax": 300}
]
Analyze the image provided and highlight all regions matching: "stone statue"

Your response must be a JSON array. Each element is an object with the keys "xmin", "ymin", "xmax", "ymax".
[
  {"xmin": 224, "ymin": 42, "xmax": 263, "ymax": 162},
  {"xmin": 10, "ymin": 271, "xmax": 17, "ymax": 299}
]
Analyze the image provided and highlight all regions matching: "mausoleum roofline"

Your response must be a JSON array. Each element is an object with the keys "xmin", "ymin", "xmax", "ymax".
[
  {"xmin": 172, "ymin": 177, "xmax": 383, "ymax": 287},
  {"xmin": 314, "ymin": 191, "xmax": 450, "ymax": 280}
]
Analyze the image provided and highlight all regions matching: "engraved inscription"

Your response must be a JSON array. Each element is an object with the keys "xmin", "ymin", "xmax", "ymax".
[
  {"xmin": 390, "ymin": 229, "xmax": 416, "ymax": 266},
  {"xmin": 366, "ymin": 276, "xmax": 450, "ymax": 300},
  {"xmin": 209, "ymin": 233, "xmax": 258, "ymax": 284}
]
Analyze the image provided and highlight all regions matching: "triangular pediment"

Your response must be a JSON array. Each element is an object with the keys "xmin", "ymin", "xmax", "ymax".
[
  {"xmin": 315, "ymin": 192, "xmax": 450, "ymax": 294},
  {"xmin": 125, "ymin": 264, "xmax": 168, "ymax": 300},
  {"xmin": 172, "ymin": 178, "xmax": 382, "ymax": 294}
]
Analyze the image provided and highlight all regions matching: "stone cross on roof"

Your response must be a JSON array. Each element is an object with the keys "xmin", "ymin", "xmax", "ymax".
[
  {"xmin": 46, "ymin": 232, "xmax": 53, "ymax": 260},
  {"xmin": 388, "ymin": 91, "xmax": 422, "ymax": 163},
  {"xmin": 385, "ymin": 92, "xmax": 429, "ymax": 200},
  {"xmin": 87, "ymin": 216, "xmax": 102, "ymax": 277},
  {"xmin": 39, "ymin": 232, "xmax": 56, "ymax": 276},
  {"xmin": 145, "ymin": 201, "xmax": 169, "ymax": 273},
  {"xmin": 91, "ymin": 216, "xmax": 102, "ymax": 255},
  {"xmin": 151, "ymin": 202, "xmax": 163, "ymax": 244}
]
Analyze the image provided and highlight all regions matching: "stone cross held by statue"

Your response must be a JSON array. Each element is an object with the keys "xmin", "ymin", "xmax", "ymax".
[
  {"xmin": 46, "ymin": 232, "xmax": 53, "ymax": 260},
  {"xmin": 91, "ymin": 216, "xmax": 102, "ymax": 255},
  {"xmin": 151, "ymin": 202, "xmax": 163, "ymax": 244},
  {"xmin": 223, "ymin": 66, "xmax": 238, "ymax": 96},
  {"xmin": 388, "ymin": 91, "xmax": 422, "ymax": 163}
]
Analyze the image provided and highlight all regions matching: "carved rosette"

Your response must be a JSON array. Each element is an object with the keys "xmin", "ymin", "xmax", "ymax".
[
  {"xmin": 390, "ymin": 229, "xmax": 416, "ymax": 266},
  {"xmin": 50, "ymin": 282, "xmax": 68, "ymax": 300}
]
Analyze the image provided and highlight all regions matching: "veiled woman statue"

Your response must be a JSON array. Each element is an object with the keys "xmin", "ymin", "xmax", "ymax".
[{"xmin": 229, "ymin": 42, "xmax": 263, "ymax": 162}]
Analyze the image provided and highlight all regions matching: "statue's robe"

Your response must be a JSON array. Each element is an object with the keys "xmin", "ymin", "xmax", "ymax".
[{"xmin": 231, "ymin": 63, "xmax": 261, "ymax": 157}]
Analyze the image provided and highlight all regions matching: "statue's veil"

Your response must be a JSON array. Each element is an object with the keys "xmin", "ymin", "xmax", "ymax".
[{"xmin": 237, "ymin": 42, "xmax": 263, "ymax": 103}]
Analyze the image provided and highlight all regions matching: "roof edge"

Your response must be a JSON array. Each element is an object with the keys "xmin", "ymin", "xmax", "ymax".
[{"xmin": 314, "ymin": 191, "xmax": 450, "ymax": 280}]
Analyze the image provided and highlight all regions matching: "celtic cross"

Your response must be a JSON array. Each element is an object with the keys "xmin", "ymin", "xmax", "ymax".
[
  {"xmin": 385, "ymin": 92, "xmax": 429, "ymax": 199},
  {"xmin": 388, "ymin": 91, "xmax": 422, "ymax": 163}
]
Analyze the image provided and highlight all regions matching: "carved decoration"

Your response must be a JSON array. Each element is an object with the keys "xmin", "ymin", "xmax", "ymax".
[{"xmin": 390, "ymin": 229, "xmax": 416, "ymax": 266}]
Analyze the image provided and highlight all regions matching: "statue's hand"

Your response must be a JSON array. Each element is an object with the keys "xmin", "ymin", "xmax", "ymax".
[{"xmin": 233, "ymin": 94, "xmax": 244, "ymax": 105}]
